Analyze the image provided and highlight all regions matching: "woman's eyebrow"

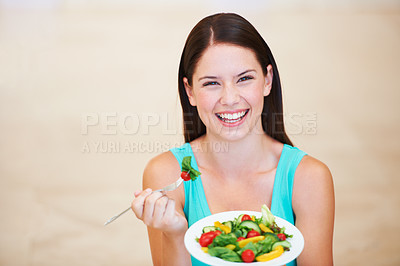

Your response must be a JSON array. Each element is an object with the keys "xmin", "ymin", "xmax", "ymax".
[
  {"xmin": 237, "ymin": 69, "xmax": 256, "ymax": 76},
  {"xmin": 198, "ymin": 69, "xmax": 256, "ymax": 82},
  {"xmin": 198, "ymin": 75, "xmax": 218, "ymax": 81}
]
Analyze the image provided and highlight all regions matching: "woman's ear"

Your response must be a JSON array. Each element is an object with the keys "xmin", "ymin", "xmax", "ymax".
[
  {"xmin": 263, "ymin": 64, "xmax": 273, "ymax": 96},
  {"xmin": 183, "ymin": 77, "xmax": 197, "ymax": 106}
]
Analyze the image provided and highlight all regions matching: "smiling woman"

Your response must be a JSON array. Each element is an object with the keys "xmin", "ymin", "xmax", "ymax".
[
  {"xmin": 178, "ymin": 14, "xmax": 292, "ymax": 145},
  {"xmin": 183, "ymin": 44, "xmax": 273, "ymax": 140},
  {"xmin": 131, "ymin": 13, "xmax": 334, "ymax": 266}
]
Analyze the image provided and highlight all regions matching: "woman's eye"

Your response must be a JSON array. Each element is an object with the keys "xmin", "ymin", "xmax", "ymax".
[
  {"xmin": 203, "ymin": 81, "xmax": 219, "ymax": 86},
  {"xmin": 238, "ymin": 76, "xmax": 253, "ymax": 82}
]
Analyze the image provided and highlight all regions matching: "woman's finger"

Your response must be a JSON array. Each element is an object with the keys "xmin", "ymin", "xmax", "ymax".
[
  {"xmin": 131, "ymin": 188, "xmax": 152, "ymax": 219},
  {"xmin": 163, "ymin": 198, "xmax": 176, "ymax": 224},
  {"xmin": 142, "ymin": 191, "xmax": 164, "ymax": 224},
  {"xmin": 152, "ymin": 194, "xmax": 169, "ymax": 226},
  {"xmin": 134, "ymin": 189, "xmax": 142, "ymax": 197}
]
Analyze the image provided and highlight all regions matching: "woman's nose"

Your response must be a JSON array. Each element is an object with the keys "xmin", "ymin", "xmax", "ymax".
[{"xmin": 220, "ymin": 84, "xmax": 240, "ymax": 106}]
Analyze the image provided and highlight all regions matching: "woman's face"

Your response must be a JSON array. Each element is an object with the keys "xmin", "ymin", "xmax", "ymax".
[{"xmin": 183, "ymin": 43, "xmax": 273, "ymax": 142}]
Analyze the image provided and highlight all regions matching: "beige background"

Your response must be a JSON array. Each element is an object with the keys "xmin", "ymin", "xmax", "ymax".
[{"xmin": 0, "ymin": 0, "xmax": 399, "ymax": 265}]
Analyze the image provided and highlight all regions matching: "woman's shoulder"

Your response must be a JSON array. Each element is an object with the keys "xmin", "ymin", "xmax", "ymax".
[
  {"xmin": 296, "ymin": 155, "xmax": 332, "ymax": 180},
  {"xmin": 142, "ymin": 150, "xmax": 181, "ymax": 190},
  {"xmin": 293, "ymin": 154, "xmax": 334, "ymax": 202}
]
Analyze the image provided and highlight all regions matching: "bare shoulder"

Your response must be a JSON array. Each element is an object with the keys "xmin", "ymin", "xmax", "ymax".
[
  {"xmin": 142, "ymin": 151, "xmax": 181, "ymax": 190},
  {"xmin": 292, "ymin": 155, "xmax": 334, "ymax": 212},
  {"xmin": 295, "ymin": 155, "xmax": 333, "ymax": 186}
]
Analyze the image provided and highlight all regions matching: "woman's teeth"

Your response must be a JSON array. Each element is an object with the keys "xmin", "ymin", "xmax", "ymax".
[{"xmin": 216, "ymin": 110, "xmax": 248, "ymax": 123}]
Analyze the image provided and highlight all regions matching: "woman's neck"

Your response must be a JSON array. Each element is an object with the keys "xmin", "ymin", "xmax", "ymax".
[{"xmin": 193, "ymin": 132, "xmax": 281, "ymax": 180}]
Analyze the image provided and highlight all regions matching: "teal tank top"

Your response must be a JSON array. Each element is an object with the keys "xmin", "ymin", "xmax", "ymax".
[{"xmin": 170, "ymin": 143, "xmax": 307, "ymax": 266}]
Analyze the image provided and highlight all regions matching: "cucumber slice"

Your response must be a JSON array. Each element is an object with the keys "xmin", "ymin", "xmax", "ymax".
[
  {"xmin": 263, "ymin": 232, "xmax": 280, "ymax": 242},
  {"xmin": 202, "ymin": 226, "xmax": 217, "ymax": 233},
  {"xmin": 272, "ymin": 240, "xmax": 291, "ymax": 250},
  {"xmin": 223, "ymin": 221, "xmax": 233, "ymax": 230},
  {"xmin": 238, "ymin": 220, "xmax": 261, "ymax": 233}
]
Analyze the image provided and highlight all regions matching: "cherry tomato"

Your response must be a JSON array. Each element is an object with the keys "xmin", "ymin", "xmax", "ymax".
[
  {"xmin": 199, "ymin": 231, "xmax": 221, "ymax": 247},
  {"xmin": 246, "ymin": 230, "xmax": 261, "ymax": 238},
  {"xmin": 241, "ymin": 249, "xmax": 255, "ymax": 263},
  {"xmin": 214, "ymin": 230, "xmax": 222, "ymax": 236},
  {"xmin": 237, "ymin": 237, "xmax": 245, "ymax": 242},
  {"xmin": 199, "ymin": 234, "xmax": 214, "ymax": 247},
  {"xmin": 277, "ymin": 233, "xmax": 286, "ymax": 241},
  {"xmin": 241, "ymin": 214, "xmax": 252, "ymax": 222},
  {"xmin": 180, "ymin": 171, "xmax": 191, "ymax": 181}
]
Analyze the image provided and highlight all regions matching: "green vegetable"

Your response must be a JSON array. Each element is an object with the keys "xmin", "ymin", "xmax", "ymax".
[
  {"xmin": 208, "ymin": 247, "xmax": 242, "ymax": 262},
  {"xmin": 257, "ymin": 233, "xmax": 280, "ymax": 254},
  {"xmin": 262, "ymin": 232, "xmax": 280, "ymax": 243},
  {"xmin": 237, "ymin": 242, "xmax": 260, "ymax": 256},
  {"xmin": 272, "ymin": 240, "xmax": 291, "ymax": 250},
  {"xmin": 239, "ymin": 220, "xmax": 261, "ymax": 234},
  {"xmin": 209, "ymin": 234, "xmax": 238, "ymax": 248},
  {"xmin": 227, "ymin": 232, "xmax": 237, "ymax": 239},
  {"xmin": 261, "ymin": 204, "xmax": 275, "ymax": 227},
  {"xmin": 233, "ymin": 229, "xmax": 243, "ymax": 238},
  {"xmin": 241, "ymin": 228, "xmax": 248, "ymax": 237},
  {"xmin": 223, "ymin": 221, "xmax": 233, "ymax": 230},
  {"xmin": 202, "ymin": 226, "xmax": 217, "ymax": 233},
  {"xmin": 181, "ymin": 156, "xmax": 201, "ymax": 181}
]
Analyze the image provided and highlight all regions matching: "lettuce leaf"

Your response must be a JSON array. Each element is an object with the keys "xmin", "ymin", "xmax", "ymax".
[
  {"xmin": 181, "ymin": 156, "xmax": 201, "ymax": 181},
  {"xmin": 208, "ymin": 234, "xmax": 238, "ymax": 248},
  {"xmin": 207, "ymin": 247, "xmax": 242, "ymax": 262},
  {"xmin": 257, "ymin": 233, "xmax": 280, "ymax": 254},
  {"xmin": 261, "ymin": 204, "xmax": 275, "ymax": 227}
]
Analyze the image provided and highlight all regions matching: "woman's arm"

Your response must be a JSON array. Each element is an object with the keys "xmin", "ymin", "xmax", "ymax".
[
  {"xmin": 131, "ymin": 152, "xmax": 191, "ymax": 266},
  {"xmin": 292, "ymin": 155, "xmax": 335, "ymax": 266}
]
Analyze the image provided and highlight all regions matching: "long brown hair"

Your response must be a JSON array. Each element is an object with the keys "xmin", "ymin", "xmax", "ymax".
[{"xmin": 178, "ymin": 13, "xmax": 293, "ymax": 146}]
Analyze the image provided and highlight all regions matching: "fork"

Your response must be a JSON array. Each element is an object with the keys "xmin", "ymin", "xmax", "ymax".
[{"xmin": 104, "ymin": 177, "xmax": 184, "ymax": 226}]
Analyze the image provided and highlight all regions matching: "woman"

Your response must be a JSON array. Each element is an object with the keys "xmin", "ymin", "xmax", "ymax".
[{"xmin": 131, "ymin": 13, "xmax": 334, "ymax": 266}]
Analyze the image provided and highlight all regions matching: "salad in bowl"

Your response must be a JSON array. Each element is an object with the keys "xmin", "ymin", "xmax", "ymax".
[{"xmin": 184, "ymin": 205, "xmax": 304, "ymax": 265}]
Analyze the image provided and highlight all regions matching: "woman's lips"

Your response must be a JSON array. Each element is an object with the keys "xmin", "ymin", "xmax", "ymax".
[{"xmin": 215, "ymin": 109, "xmax": 249, "ymax": 126}]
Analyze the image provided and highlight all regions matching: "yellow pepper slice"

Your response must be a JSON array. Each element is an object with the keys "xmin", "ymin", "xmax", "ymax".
[
  {"xmin": 251, "ymin": 215, "xmax": 256, "ymax": 221},
  {"xmin": 214, "ymin": 221, "xmax": 231, "ymax": 234},
  {"xmin": 201, "ymin": 247, "xmax": 208, "ymax": 253},
  {"xmin": 259, "ymin": 223, "xmax": 273, "ymax": 233},
  {"xmin": 256, "ymin": 245, "xmax": 284, "ymax": 262},
  {"xmin": 225, "ymin": 244, "xmax": 236, "ymax": 250},
  {"xmin": 238, "ymin": 235, "xmax": 265, "ymax": 248}
]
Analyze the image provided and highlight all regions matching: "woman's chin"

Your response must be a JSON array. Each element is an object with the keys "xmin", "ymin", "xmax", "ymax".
[
  {"xmin": 203, "ymin": 115, "xmax": 263, "ymax": 142},
  {"xmin": 208, "ymin": 126, "xmax": 255, "ymax": 143}
]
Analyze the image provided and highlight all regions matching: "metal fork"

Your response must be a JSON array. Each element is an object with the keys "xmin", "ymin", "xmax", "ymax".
[{"xmin": 104, "ymin": 177, "xmax": 184, "ymax": 226}]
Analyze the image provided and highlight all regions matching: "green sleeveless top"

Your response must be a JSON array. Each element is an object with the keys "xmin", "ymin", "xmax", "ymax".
[{"xmin": 170, "ymin": 143, "xmax": 306, "ymax": 266}]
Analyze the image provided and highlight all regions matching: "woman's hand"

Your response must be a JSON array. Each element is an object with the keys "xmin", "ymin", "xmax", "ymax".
[
  {"xmin": 137, "ymin": 152, "xmax": 192, "ymax": 266},
  {"xmin": 131, "ymin": 188, "xmax": 188, "ymax": 236}
]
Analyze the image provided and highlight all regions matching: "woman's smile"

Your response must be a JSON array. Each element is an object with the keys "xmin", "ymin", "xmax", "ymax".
[{"xmin": 215, "ymin": 109, "xmax": 249, "ymax": 126}]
